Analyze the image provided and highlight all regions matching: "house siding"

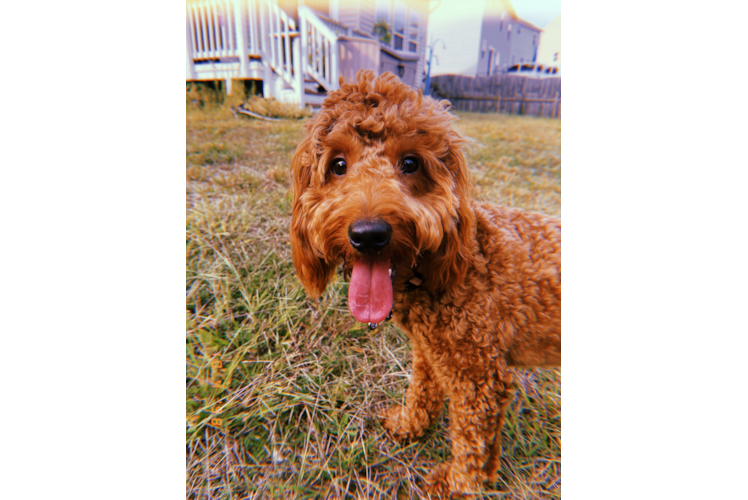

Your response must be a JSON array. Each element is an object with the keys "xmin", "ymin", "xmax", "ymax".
[
  {"xmin": 410, "ymin": 0, "xmax": 429, "ymax": 89},
  {"xmin": 358, "ymin": 0, "xmax": 376, "ymax": 35},
  {"xmin": 334, "ymin": 0, "xmax": 375, "ymax": 34},
  {"xmin": 336, "ymin": 0, "xmax": 359, "ymax": 30},
  {"xmin": 477, "ymin": 0, "xmax": 540, "ymax": 75},
  {"xmin": 312, "ymin": 0, "xmax": 430, "ymax": 89},
  {"xmin": 536, "ymin": 14, "xmax": 560, "ymax": 71},
  {"xmin": 509, "ymin": 19, "xmax": 540, "ymax": 67},
  {"xmin": 427, "ymin": 0, "xmax": 484, "ymax": 77},
  {"xmin": 477, "ymin": 7, "xmax": 511, "ymax": 76},
  {"xmin": 368, "ymin": 0, "xmax": 430, "ymax": 89}
]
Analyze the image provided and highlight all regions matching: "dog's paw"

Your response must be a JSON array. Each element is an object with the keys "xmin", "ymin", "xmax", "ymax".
[
  {"xmin": 379, "ymin": 405, "xmax": 427, "ymax": 440},
  {"xmin": 425, "ymin": 463, "xmax": 453, "ymax": 498},
  {"xmin": 425, "ymin": 462, "xmax": 481, "ymax": 499}
]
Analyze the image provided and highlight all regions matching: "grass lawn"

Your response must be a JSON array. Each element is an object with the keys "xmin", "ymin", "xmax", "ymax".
[{"xmin": 186, "ymin": 97, "xmax": 561, "ymax": 499}]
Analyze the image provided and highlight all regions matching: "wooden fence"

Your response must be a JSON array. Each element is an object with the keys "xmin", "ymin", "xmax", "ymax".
[{"xmin": 429, "ymin": 74, "xmax": 561, "ymax": 118}]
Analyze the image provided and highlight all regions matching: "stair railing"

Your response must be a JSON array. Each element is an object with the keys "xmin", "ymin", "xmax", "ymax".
[
  {"xmin": 260, "ymin": 0, "xmax": 299, "ymax": 89},
  {"xmin": 298, "ymin": 6, "xmax": 340, "ymax": 91}
]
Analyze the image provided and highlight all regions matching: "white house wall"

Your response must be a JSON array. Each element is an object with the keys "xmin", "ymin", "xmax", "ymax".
[
  {"xmin": 359, "ymin": 0, "xmax": 376, "ymax": 35},
  {"xmin": 408, "ymin": 0, "xmax": 429, "ymax": 89},
  {"xmin": 330, "ymin": 0, "xmax": 376, "ymax": 35},
  {"xmin": 427, "ymin": 0, "xmax": 484, "ymax": 77},
  {"xmin": 536, "ymin": 14, "xmax": 560, "ymax": 71}
]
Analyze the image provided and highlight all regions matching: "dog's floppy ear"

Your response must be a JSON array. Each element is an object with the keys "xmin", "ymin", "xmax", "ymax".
[
  {"xmin": 428, "ymin": 124, "xmax": 476, "ymax": 292},
  {"xmin": 290, "ymin": 128, "xmax": 336, "ymax": 298}
]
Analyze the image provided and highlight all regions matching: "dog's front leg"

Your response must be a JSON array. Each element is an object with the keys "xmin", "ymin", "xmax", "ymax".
[
  {"xmin": 427, "ymin": 359, "xmax": 514, "ymax": 496},
  {"xmin": 380, "ymin": 340, "xmax": 444, "ymax": 440}
]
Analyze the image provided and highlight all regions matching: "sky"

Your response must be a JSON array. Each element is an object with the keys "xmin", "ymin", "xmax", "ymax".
[
  {"xmin": 432, "ymin": 0, "xmax": 748, "ymax": 76},
  {"xmin": 511, "ymin": 0, "xmax": 561, "ymax": 29}
]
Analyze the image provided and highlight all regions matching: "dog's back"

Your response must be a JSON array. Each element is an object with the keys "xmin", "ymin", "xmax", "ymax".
[{"xmin": 473, "ymin": 202, "xmax": 561, "ymax": 367}]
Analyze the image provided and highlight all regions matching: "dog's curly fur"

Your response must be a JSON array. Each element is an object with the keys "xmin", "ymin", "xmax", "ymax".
[{"xmin": 290, "ymin": 71, "xmax": 560, "ymax": 496}]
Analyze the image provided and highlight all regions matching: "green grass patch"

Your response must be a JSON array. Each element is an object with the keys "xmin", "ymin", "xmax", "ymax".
[{"xmin": 186, "ymin": 103, "xmax": 561, "ymax": 499}]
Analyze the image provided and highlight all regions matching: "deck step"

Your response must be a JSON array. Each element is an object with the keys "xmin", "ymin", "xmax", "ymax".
[{"xmin": 304, "ymin": 80, "xmax": 327, "ymax": 93}]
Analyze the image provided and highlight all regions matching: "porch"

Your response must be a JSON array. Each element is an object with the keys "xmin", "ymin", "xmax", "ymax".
[{"xmin": 186, "ymin": 0, "xmax": 421, "ymax": 107}]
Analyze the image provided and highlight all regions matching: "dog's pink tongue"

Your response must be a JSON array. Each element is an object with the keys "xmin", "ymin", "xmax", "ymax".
[{"xmin": 348, "ymin": 257, "xmax": 392, "ymax": 324}]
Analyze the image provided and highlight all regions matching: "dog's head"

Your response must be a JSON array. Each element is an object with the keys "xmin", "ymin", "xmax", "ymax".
[{"xmin": 290, "ymin": 71, "xmax": 475, "ymax": 323}]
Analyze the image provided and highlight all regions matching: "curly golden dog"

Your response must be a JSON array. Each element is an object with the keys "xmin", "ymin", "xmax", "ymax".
[{"xmin": 290, "ymin": 71, "xmax": 560, "ymax": 496}]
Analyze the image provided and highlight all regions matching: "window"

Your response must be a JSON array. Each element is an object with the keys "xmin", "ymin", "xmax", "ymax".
[
  {"xmin": 408, "ymin": 9, "xmax": 420, "ymax": 52},
  {"xmin": 378, "ymin": 0, "xmax": 421, "ymax": 53},
  {"xmin": 393, "ymin": 2, "xmax": 406, "ymax": 50},
  {"xmin": 507, "ymin": 23, "xmax": 512, "ymax": 40}
]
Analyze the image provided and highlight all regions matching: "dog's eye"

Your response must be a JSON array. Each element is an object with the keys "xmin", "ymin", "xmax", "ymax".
[
  {"xmin": 401, "ymin": 157, "xmax": 420, "ymax": 174},
  {"xmin": 331, "ymin": 158, "xmax": 347, "ymax": 176}
]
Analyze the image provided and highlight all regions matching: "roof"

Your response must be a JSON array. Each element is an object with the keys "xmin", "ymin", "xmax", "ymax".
[
  {"xmin": 497, "ymin": 0, "xmax": 518, "ymax": 19},
  {"xmin": 513, "ymin": 17, "xmax": 542, "ymax": 32},
  {"xmin": 499, "ymin": 0, "xmax": 543, "ymax": 32}
]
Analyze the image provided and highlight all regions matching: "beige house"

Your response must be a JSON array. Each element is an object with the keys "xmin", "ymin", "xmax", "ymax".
[{"xmin": 536, "ymin": 14, "xmax": 560, "ymax": 74}]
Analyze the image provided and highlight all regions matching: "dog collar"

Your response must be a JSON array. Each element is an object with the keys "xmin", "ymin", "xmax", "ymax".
[{"xmin": 406, "ymin": 271, "xmax": 424, "ymax": 290}]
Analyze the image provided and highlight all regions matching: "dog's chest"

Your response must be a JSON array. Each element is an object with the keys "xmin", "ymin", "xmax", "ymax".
[{"xmin": 391, "ymin": 281, "xmax": 502, "ymax": 344}]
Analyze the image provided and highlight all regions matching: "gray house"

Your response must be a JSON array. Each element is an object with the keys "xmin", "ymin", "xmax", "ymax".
[
  {"xmin": 428, "ymin": 0, "xmax": 541, "ymax": 77},
  {"xmin": 477, "ymin": 1, "xmax": 541, "ymax": 76}
]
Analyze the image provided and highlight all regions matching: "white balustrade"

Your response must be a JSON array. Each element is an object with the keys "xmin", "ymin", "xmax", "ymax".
[
  {"xmin": 298, "ymin": 6, "xmax": 340, "ymax": 91},
  {"xmin": 186, "ymin": 1, "xmax": 342, "ymax": 102}
]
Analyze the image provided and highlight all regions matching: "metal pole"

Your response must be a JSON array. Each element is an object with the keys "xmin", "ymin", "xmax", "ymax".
[{"xmin": 423, "ymin": 38, "xmax": 445, "ymax": 96}]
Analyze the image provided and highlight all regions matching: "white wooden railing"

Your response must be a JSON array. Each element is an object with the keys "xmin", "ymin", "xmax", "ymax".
[
  {"xmin": 311, "ymin": 10, "xmax": 374, "ymax": 40},
  {"xmin": 314, "ymin": 11, "xmax": 352, "ymax": 37},
  {"xmin": 186, "ymin": 1, "xmax": 344, "ymax": 101},
  {"xmin": 187, "ymin": 0, "xmax": 299, "ymax": 89},
  {"xmin": 259, "ymin": 0, "xmax": 297, "ymax": 89},
  {"xmin": 186, "ymin": 0, "xmax": 261, "ymax": 60},
  {"xmin": 187, "ymin": 0, "xmax": 261, "ymax": 83},
  {"xmin": 299, "ymin": 6, "xmax": 340, "ymax": 91}
]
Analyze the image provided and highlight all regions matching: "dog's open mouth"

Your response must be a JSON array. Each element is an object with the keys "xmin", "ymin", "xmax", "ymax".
[{"xmin": 348, "ymin": 256, "xmax": 393, "ymax": 324}]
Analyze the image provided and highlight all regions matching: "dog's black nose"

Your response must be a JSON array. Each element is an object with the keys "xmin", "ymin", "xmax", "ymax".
[{"xmin": 348, "ymin": 219, "xmax": 392, "ymax": 253}]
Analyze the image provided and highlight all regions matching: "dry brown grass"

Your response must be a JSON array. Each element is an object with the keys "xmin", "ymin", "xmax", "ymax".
[{"xmin": 186, "ymin": 102, "xmax": 561, "ymax": 499}]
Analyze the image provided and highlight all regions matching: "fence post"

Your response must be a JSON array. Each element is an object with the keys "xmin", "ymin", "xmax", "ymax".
[{"xmin": 554, "ymin": 91, "xmax": 559, "ymax": 118}]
